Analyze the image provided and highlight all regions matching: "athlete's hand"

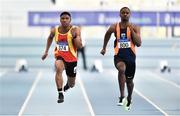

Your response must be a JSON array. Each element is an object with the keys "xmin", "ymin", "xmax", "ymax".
[
  {"xmin": 41, "ymin": 52, "xmax": 48, "ymax": 60},
  {"xmin": 100, "ymin": 49, "xmax": 106, "ymax": 55}
]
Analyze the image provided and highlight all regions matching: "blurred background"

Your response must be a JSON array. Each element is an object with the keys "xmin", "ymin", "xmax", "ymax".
[
  {"xmin": 0, "ymin": 0, "xmax": 180, "ymax": 116},
  {"xmin": 0, "ymin": 0, "xmax": 180, "ymax": 69}
]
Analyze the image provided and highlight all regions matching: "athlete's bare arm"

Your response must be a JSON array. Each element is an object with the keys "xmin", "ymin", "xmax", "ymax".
[
  {"xmin": 100, "ymin": 24, "xmax": 116, "ymax": 55},
  {"xmin": 41, "ymin": 27, "xmax": 55, "ymax": 60},
  {"xmin": 128, "ymin": 23, "xmax": 142, "ymax": 47},
  {"xmin": 71, "ymin": 26, "xmax": 83, "ymax": 49}
]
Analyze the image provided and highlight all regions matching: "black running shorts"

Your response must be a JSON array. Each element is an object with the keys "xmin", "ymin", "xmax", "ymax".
[
  {"xmin": 56, "ymin": 57, "xmax": 77, "ymax": 77},
  {"xmin": 114, "ymin": 55, "xmax": 136, "ymax": 79}
]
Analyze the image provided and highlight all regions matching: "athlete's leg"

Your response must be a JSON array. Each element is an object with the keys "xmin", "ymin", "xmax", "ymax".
[
  {"xmin": 124, "ymin": 62, "xmax": 135, "ymax": 110},
  {"xmin": 126, "ymin": 78, "xmax": 134, "ymax": 101},
  {"xmin": 67, "ymin": 76, "xmax": 76, "ymax": 88},
  {"xmin": 124, "ymin": 78, "xmax": 134, "ymax": 110},
  {"xmin": 116, "ymin": 61, "xmax": 126, "ymax": 98},
  {"xmin": 64, "ymin": 61, "xmax": 77, "ymax": 92},
  {"xmin": 55, "ymin": 60, "xmax": 64, "ymax": 89},
  {"xmin": 125, "ymin": 62, "xmax": 135, "ymax": 102},
  {"xmin": 64, "ymin": 76, "xmax": 76, "ymax": 92},
  {"xmin": 55, "ymin": 59, "xmax": 65, "ymax": 103}
]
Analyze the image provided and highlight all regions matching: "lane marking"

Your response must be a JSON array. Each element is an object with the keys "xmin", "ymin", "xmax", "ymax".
[
  {"xmin": 135, "ymin": 88, "xmax": 169, "ymax": 116},
  {"xmin": 77, "ymin": 73, "xmax": 95, "ymax": 116},
  {"xmin": 18, "ymin": 71, "xmax": 42, "ymax": 116},
  {"xmin": 148, "ymin": 71, "xmax": 180, "ymax": 89}
]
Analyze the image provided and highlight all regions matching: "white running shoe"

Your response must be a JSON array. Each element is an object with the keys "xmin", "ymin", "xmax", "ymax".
[{"xmin": 124, "ymin": 98, "xmax": 132, "ymax": 111}]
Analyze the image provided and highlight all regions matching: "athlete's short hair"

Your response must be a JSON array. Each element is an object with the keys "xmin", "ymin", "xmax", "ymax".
[
  {"xmin": 120, "ymin": 7, "xmax": 131, "ymax": 13},
  {"xmin": 60, "ymin": 11, "xmax": 71, "ymax": 17}
]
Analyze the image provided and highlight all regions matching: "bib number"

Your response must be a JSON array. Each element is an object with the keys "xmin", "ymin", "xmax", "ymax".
[
  {"xmin": 118, "ymin": 40, "xmax": 131, "ymax": 48},
  {"xmin": 57, "ymin": 42, "xmax": 68, "ymax": 51}
]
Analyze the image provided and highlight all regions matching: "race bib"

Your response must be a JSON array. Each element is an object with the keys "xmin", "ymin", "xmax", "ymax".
[
  {"xmin": 118, "ymin": 39, "xmax": 131, "ymax": 48},
  {"xmin": 57, "ymin": 42, "xmax": 69, "ymax": 51}
]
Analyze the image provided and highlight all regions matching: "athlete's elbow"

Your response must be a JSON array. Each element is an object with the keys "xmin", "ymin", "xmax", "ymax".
[
  {"xmin": 136, "ymin": 41, "xmax": 142, "ymax": 47},
  {"xmin": 77, "ymin": 43, "xmax": 83, "ymax": 49},
  {"xmin": 79, "ymin": 44, "xmax": 83, "ymax": 49}
]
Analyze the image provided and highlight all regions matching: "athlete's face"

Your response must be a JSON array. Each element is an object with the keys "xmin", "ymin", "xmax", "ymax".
[
  {"xmin": 120, "ymin": 8, "xmax": 131, "ymax": 22},
  {"xmin": 60, "ymin": 14, "xmax": 71, "ymax": 27}
]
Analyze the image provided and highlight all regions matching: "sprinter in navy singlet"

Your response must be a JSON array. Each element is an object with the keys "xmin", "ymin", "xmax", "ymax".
[{"xmin": 100, "ymin": 7, "xmax": 142, "ymax": 111}]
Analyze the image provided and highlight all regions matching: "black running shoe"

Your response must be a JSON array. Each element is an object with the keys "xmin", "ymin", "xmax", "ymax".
[
  {"xmin": 117, "ymin": 96, "xmax": 125, "ymax": 106},
  {"xmin": 57, "ymin": 93, "xmax": 64, "ymax": 103},
  {"xmin": 63, "ymin": 83, "xmax": 70, "ymax": 92}
]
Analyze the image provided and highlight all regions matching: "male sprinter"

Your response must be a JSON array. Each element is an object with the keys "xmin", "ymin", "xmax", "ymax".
[
  {"xmin": 100, "ymin": 7, "xmax": 141, "ymax": 110},
  {"xmin": 42, "ymin": 11, "xmax": 82, "ymax": 103}
]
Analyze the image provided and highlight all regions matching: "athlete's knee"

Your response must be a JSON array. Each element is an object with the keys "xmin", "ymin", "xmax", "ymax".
[
  {"xmin": 118, "ymin": 68, "xmax": 125, "ymax": 75},
  {"xmin": 55, "ymin": 61, "xmax": 64, "ymax": 73},
  {"xmin": 69, "ymin": 82, "xmax": 75, "ymax": 88},
  {"xmin": 126, "ymin": 79, "xmax": 133, "ymax": 85},
  {"xmin": 117, "ymin": 66, "xmax": 125, "ymax": 74},
  {"xmin": 116, "ymin": 62, "xmax": 126, "ymax": 73},
  {"xmin": 56, "ymin": 66, "xmax": 64, "ymax": 74}
]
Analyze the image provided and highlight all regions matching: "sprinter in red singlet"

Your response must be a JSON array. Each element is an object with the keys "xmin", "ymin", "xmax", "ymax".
[
  {"xmin": 42, "ymin": 11, "xmax": 82, "ymax": 103},
  {"xmin": 100, "ymin": 7, "xmax": 142, "ymax": 111}
]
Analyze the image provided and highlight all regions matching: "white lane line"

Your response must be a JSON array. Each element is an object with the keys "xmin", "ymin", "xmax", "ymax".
[
  {"xmin": 18, "ymin": 71, "xmax": 42, "ymax": 116},
  {"xmin": 148, "ymin": 71, "xmax": 180, "ymax": 89},
  {"xmin": 134, "ymin": 88, "xmax": 169, "ymax": 116},
  {"xmin": 77, "ymin": 73, "xmax": 95, "ymax": 116}
]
